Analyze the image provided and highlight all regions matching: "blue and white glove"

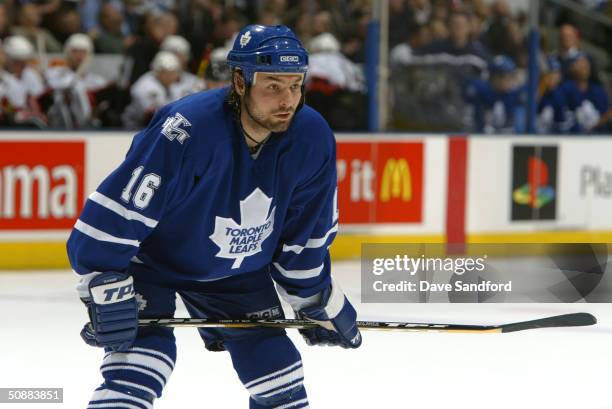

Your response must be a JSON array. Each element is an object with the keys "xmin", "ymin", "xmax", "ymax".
[
  {"xmin": 80, "ymin": 271, "xmax": 138, "ymax": 352},
  {"xmin": 297, "ymin": 282, "xmax": 362, "ymax": 349}
]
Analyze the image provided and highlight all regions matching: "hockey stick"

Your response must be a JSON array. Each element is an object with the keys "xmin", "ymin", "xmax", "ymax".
[{"xmin": 139, "ymin": 312, "xmax": 596, "ymax": 334}]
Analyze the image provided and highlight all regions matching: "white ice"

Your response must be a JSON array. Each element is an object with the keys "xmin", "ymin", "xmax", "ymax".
[{"xmin": 1, "ymin": 261, "xmax": 611, "ymax": 409}]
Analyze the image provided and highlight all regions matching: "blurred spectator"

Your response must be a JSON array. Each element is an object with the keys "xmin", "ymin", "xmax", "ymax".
[
  {"xmin": 203, "ymin": 46, "xmax": 231, "ymax": 89},
  {"xmin": 482, "ymin": 0, "xmax": 525, "ymax": 66},
  {"xmin": 0, "ymin": 4, "xmax": 11, "ymax": 41},
  {"xmin": 11, "ymin": 4, "xmax": 62, "ymax": 53},
  {"xmin": 44, "ymin": 33, "xmax": 110, "ymax": 128},
  {"xmin": 555, "ymin": 23, "xmax": 600, "ymax": 83},
  {"xmin": 464, "ymin": 55, "xmax": 527, "ymax": 133},
  {"xmin": 46, "ymin": 3, "xmax": 82, "ymax": 45},
  {"xmin": 1, "ymin": 35, "xmax": 46, "ymax": 127},
  {"xmin": 538, "ymin": 56, "xmax": 569, "ymax": 134},
  {"xmin": 160, "ymin": 35, "xmax": 205, "ymax": 97},
  {"xmin": 390, "ymin": 24, "xmax": 432, "ymax": 67},
  {"xmin": 407, "ymin": 0, "xmax": 432, "ymax": 25},
  {"xmin": 417, "ymin": 11, "xmax": 491, "ymax": 72},
  {"xmin": 305, "ymin": 32, "xmax": 367, "ymax": 130},
  {"xmin": 4, "ymin": 35, "xmax": 45, "ymax": 98},
  {"xmin": 123, "ymin": 51, "xmax": 188, "ymax": 129},
  {"xmin": 120, "ymin": 11, "xmax": 178, "ymax": 88},
  {"xmin": 428, "ymin": 18, "xmax": 448, "ymax": 41},
  {"xmin": 341, "ymin": 8, "xmax": 369, "ymax": 63},
  {"xmin": 176, "ymin": 0, "xmax": 224, "ymax": 70},
  {"xmin": 94, "ymin": 3, "xmax": 131, "ymax": 54},
  {"xmin": 560, "ymin": 53, "xmax": 611, "ymax": 132},
  {"xmin": 389, "ymin": 0, "xmax": 416, "ymax": 49}
]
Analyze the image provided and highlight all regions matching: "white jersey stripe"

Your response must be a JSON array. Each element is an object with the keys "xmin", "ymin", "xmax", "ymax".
[
  {"xmin": 282, "ymin": 223, "xmax": 338, "ymax": 254},
  {"xmin": 273, "ymin": 262, "xmax": 323, "ymax": 280},
  {"xmin": 75, "ymin": 220, "xmax": 140, "ymax": 247},
  {"xmin": 89, "ymin": 192, "xmax": 159, "ymax": 228}
]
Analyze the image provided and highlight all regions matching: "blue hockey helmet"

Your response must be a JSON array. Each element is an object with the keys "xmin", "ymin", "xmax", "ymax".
[
  {"xmin": 227, "ymin": 25, "xmax": 308, "ymax": 86},
  {"xmin": 489, "ymin": 55, "xmax": 516, "ymax": 74}
]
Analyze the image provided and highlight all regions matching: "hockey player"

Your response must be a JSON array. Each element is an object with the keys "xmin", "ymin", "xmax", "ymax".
[
  {"xmin": 44, "ymin": 34, "xmax": 109, "ymax": 128},
  {"xmin": 537, "ymin": 56, "xmax": 568, "ymax": 134},
  {"xmin": 160, "ymin": 35, "xmax": 206, "ymax": 98},
  {"xmin": 559, "ymin": 53, "xmax": 611, "ymax": 133},
  {"xmin": 1, "ymin": 35, "xmax": 46, "ymax": 126},
  {"xmin": 67, "ymin": 24, "xmax": 361, "ymax": 409},
  {"xmin": 122, "ymin": 51, "xmax": 183, "ymax": 129},
  {"xmin": 464, "ymin": 55, "xmax": 526, "ymax": 134}
]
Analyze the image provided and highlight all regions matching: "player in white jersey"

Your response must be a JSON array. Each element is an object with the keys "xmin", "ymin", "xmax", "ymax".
[
  {"xmin": 160, "ymin": 35, "xmax": 206, "ymax": 98},
  {"xmin": 45, "ymin": 34, "xmax": 110, "ymax": 128},
  {"xmin": 1, "ymin": 35, "xmax": 46, "ymax": 126},
  {"xmin": 122, "ymin": 51, "xmax": 185, "ymax": 129}
]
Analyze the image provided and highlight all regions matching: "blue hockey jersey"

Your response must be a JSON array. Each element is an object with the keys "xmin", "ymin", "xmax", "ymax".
[
  {"xmin": 67, "ymin": 87, "xmax": 338, "ymax": 300},
  {"xmin": 559, "ymin": 80, "xmax": 610, "ymax": 133},
  {"xmin": 464, "ymin": 79, "xmax": 527, "ymax": 134}
]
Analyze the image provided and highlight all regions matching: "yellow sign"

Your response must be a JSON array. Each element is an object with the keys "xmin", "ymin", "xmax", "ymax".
[{"xmin": 380, "ymin": 158, "xmax": 412, "ymax": 202}]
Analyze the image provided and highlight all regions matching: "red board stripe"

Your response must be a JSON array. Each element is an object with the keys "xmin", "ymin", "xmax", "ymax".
[{"xmin": 446, "ymin": 137, "xmax": 468, "ymax": 251}]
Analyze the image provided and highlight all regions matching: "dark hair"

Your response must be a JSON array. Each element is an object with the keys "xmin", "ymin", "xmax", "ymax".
[{"xmin": 225, "ymin": 69, "xmax": 247, "ymax": 120}]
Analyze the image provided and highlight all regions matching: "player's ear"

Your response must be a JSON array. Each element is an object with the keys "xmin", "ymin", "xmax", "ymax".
[{"xmin": 234, "ymin": 71, "xmax": 246, "ymax": 96}]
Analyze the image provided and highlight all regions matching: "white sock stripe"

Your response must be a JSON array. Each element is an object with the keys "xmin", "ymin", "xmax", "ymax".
[
  {"xmin": 101, "ymin": 364, "xmax": 166, "ymax": 388},
  {"xmin": 128, "ymin": 348, "xmax": 175, "ymax": 368},
  {"xmin": 103, "ymin": 350, "xmax": 175, "ymax": 375},
  {"xmin": 104, "ymin": 347, "xmax": 175, "ymax": 369},
  {"xmin": 244, "ymin": 361, "xmax": 302, "ymax": 388},
  {"xmin": 273, "ymin": 397, "xmax": 310, "ymax": 409},
  {"xmin": 90, "ymin": 388, "xmax": 153, "ymax": 409},
  {"xmin": 88, "ymin": 403, "xmax": 145, "ymax": 409},
  {"xmin": 75, "ymin": 219, "xmax": 140, "ymax": 247},
  {"xmin": 273, "ymin": 262, "xmax": 324, "ymax": 280},
  {"xmin": 247, "ymin": 366, "xmax": 304, "ymax": 396},
  {"xmin": 111, "ymin": 380, "xmax": 158, "ymax": 398},
  {"xmin": 259, "ymin": 379, "xmax": 304, "ymax": 398},
  {"xmin": 89, "ymin": 192, "xmax": 159, "ymax": 228},
  {"xmin": 282, "ymin": 223, "xmax": 338, "ymax": 254}
]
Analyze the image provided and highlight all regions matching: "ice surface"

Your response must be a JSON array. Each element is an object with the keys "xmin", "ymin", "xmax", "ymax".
[{"xmin": 1, "ymin": 261, "xmax": 611, "ymax": 408}]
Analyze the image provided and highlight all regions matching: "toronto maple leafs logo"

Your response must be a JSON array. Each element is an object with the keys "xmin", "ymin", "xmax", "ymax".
[
  {"xmin": 209, "ymin": 188, "xmax": 276, "ymax": 269},
  {"xmin": 240, "ymin": 31, "xmax": 252, "ymax": 48},
  {"xmin": 135, "ymin": 293, "xmax": 147, "ymax": 312}
]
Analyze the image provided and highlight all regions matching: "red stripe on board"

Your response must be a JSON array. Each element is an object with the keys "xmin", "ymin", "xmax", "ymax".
[{"xmin": 446, "ymin": 137, "xmax": 468, "ymax": 253}]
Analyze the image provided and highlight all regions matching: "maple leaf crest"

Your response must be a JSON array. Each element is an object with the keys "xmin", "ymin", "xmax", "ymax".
[
  {"xmin": 209, "ymin": 188, "xmax": 276, "ymax": 269},
  {"xmin": 135, "ymin": 293, "xmax": 147, "ymax": 312},
  {"xmin": 239, "ymin": 31, "xmax": 252, "ymax": 48}
]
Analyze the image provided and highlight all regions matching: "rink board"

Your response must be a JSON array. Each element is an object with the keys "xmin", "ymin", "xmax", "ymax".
[{"xmin": 0, "ymin": 132, "xmax": 611, "ymax": 269}]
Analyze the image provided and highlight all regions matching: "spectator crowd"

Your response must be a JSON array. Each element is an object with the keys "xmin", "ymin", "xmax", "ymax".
[
  {"xmin": 389, "ymin": 0, "xmax": 612, "ymax": 133},
  {"xmin": 0, "ymin": 0, "xmax": 609, "ymax": 133}
]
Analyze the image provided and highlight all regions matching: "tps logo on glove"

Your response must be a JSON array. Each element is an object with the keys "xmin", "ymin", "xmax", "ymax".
[{"xmin": 103, "ymin": 284, "xmax": 134, "ymax": 302}]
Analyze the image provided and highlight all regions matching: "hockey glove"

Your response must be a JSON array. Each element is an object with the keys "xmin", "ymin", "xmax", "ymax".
[
  {"xmin": 80, "ymin": 271, "xmax": 138, "ymax": 352},
  {"xmin": 298, "ymin": 282, "xmax": 362, "ymax": 349}
]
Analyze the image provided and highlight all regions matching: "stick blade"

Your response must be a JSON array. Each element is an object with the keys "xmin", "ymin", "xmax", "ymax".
[{"xmin": 500, "ymin": 312, "xmax": 597, "ymax": 333}]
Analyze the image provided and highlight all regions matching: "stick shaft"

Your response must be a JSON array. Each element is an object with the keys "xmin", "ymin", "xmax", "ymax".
[{"xmin": 138, "ymin": 312, "xmax": 595, "ymax": 334}]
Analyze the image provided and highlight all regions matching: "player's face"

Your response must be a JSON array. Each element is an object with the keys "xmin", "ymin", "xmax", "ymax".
[
  {"xmin": 245, "ymin": 73, "xmax": 304, "ymax": 133},
  {"xmin": 68, "ymin": 49, "xmax": 88, "ymax": 71}
]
